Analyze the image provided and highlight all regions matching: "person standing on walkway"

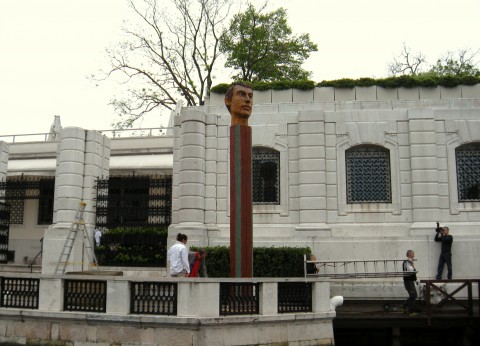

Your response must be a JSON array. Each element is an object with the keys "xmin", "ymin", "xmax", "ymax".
[
  {"xmin": 167, "ymin": 233, "xmax": 190, "ymax": 277},
  {"xmin": 402, "ymin": 249, "xmax": 418, "ymax": 316},
  {"xmin": 435, "ymin": 222, "xmax": 453, "ymax": 280},
  {"xmin": 188, "ymin": 249, "xmax": 208, "ymax": 277}
]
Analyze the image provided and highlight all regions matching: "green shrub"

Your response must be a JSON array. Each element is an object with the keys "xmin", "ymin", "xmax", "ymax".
[
  {"xmin": 210, "ymin": 80, "xmax": 315, "ymax": 93},
  {"xmin": 210, "ymin": 75, "xmax": 480, "ymax": 93},
  {"xmin": 96, "ymin": 227, "xmax": 168, "ymax": 267},
  {"xmin": 191, "ymin": 246, "xmax": 311, "ymax": 277}
]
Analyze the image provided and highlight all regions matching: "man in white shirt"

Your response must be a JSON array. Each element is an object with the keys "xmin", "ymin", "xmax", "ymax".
[{"xmin": 167, "ymin": 233, "xmax": 190, "ymax": 277}]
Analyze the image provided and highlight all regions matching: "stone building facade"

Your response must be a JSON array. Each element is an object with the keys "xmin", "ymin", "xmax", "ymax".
[{"xmin": 169, "ymin": 85, "xmax": 480, "ymax": 280}]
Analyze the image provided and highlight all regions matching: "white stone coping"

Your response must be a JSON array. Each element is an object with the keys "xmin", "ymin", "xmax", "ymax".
[
  {"xmin": 0, "ymin": 309, "xmax": 336, "ymax": 325},
  {"xmin": 1, "ymin": 271, "xmax": 328, "ymax": 283}
]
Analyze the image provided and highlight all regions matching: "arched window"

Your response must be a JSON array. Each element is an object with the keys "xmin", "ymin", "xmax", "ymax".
[
  {"xmin": 346, "ymin": 145, "xmax": 391, "ymax": 203},
  {"xmin": 252, "ymin": 147, "xmax": 280, "ymax": 204},
  {"xmin": 456, "ymin": 142, "xmax": 480, "ymax": 202}
]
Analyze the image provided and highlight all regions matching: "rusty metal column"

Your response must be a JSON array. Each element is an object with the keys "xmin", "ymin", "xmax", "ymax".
[{"xmin": 230, "ymin": 125, "xmax": 253, "ymax": 278}]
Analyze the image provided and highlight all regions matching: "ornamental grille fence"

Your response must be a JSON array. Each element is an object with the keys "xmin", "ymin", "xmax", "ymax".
[
  {"xmin": 0, "ymin": 202, "xmax": 10, "ymax": 264},
  {"xmin": 278, "ymin": 282, "xmax": 312, "ymax": 313},
  {"xmin": 64, "ymin": 279, "xmax": 106, "ymax": 313},
  {"xmin": 456, "ymin": 143, "xmax": 480, "ymax": 202},
  {"xmin": 346, "ymin": 145, "xmax": 391, "ymax": 203},
  {"xmin": 219, "ymin": 282, "xmax": 259, "ymax": 316},
  {"xmin": 0, "ymin": 176, "xmax": 54, "ymax": 224},
  {"xmin": 130, "ymin": 282, "xmax": 177, "ymax": 315},
  {"xmin": 0, "ymin": 277, "xmax": 39, "ymax": 309},
  {"xmin": 95, "ymin": 175, "xmax": 172, "ymax": 230}
]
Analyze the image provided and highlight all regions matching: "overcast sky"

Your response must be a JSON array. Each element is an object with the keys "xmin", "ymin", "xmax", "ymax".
[{"xmin": 1, "ymin": 0, "xmax": 479, "ymax": 136}]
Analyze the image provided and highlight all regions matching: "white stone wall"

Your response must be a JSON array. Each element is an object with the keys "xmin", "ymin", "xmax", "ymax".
[{"xmin": 171, "ymin": 97, "xmax": 480, "ymax": 279}]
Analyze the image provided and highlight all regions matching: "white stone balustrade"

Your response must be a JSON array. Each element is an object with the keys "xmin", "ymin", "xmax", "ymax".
[{"xmin": 0, "ymin": 274, "xmax": 337, "ymax": 346}]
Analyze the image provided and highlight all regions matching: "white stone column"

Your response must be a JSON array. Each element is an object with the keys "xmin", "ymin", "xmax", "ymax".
[
  {"xmin": 0, "ymin": 141, "xmax": 8, "ymax": 202},
  {"xmin": 168, "ymin": 109, "xmax": 207, "ymax": 246},
  {"xmin": 42, "ymin": 127, "xmax": 110, "ymax": 274}
]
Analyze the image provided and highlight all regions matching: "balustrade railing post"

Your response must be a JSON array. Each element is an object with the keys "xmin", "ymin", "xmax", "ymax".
[
  {"xmin": 467, "ymin": 280, "xmax": 473, "ymax": 319},
  {"xmin": 312, "ymin": 281, "xmax": 330, "ymax": 313},
  {"xmin": 177, "ymin": 281, "xmax": 219, "ymax": 317},
  {"xmin": 39, "ymin": 278, "xmax": 63, "ymax": 311},
  {"xmin": 107, "ymin": 280, "xmax": 130, "ymax": 314},
  {"xmin": 260, "ymin": 282, "xmax": 277, "ymax": 315}
]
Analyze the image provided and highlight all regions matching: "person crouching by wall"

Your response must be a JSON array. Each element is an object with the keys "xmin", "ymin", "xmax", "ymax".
[
  {"xmin": 306, "ymin": 254, "xmax": 319, "ymax": 275},
  {"xmin": 167, "ymin": 233, "xmax": 190, "ymax": 277},
  {"xmin": 188, "ymin": 248, "xmax": 208, "ymax": 277}
]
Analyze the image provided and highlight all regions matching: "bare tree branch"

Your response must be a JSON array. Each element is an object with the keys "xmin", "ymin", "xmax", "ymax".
[
  {"xmin": 388, "ymin": 43, "xmax": 427, "ymax": 76},
  {"xmin": 93, "ymin": 0, "xmax": 231, "ymax": 128}
]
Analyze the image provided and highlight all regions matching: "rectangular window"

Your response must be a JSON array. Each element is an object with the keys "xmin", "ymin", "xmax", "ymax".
[
  {"xmin": 346, "ymin": 145, "xmax": 391, "ymax": 203},
  {"xmin": 456, "ymin": 143, "xmax": 480, "ymax": 202},
  {"xmin": 252, "ymin": 148, "xmax": 280, "ymax": 205}
]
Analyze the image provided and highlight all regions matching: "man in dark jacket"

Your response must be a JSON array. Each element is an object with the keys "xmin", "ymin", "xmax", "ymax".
[
  {"xmin": 403, "ymin": 250, "xmax": 418, "ymax": 316},
  {"xmin": 435, "ymin": 223, "xmax": 453, "ymax": 280},
  {"xmin": 188, "ymin": 249, "xmax": 208, "ymax": 277}
]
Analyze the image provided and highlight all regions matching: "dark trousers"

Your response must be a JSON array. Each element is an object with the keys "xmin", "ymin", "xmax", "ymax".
[
  {"xmin": 403, "ymin": 280, "xmax": 417, "ymax": 312},
  {"xmin": 436, "ymin": 252, "xmax": 452, "ymax": 279}
]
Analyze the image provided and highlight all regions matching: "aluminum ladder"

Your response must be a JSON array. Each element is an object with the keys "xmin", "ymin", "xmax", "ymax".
[
  {"xmin": 304, "ymin": 255, "xmax": 416, "ymax": 279},
  {"xmin": 54, "ymin": 202, "xmax": 98, "ymax": 275}
]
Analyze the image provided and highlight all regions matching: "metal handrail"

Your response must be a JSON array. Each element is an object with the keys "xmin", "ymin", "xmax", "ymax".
[
  {"xmin": 28, "ymin": 237, "xmax": 43, "ymax": 273},
  {"xmin": 0, "ymin": 127, "xmax": 174, "ymax": 143}
]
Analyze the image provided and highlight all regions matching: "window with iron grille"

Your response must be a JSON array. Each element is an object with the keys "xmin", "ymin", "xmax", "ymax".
[
  {"xmin": 107, "ymin": 176, "xmax": 150, "ymax": 225},
  {"xmin": 96, "ymin": 175, "xmax": 172, "ymax": 229},
  {"xmin": 0, "ymin": 177, "xmax": 55, "ymax": 224},
  {"xmin": 38, "ymin": 178, "xmax": 54, "ymax": 224},
  {"xmin": 346, "ymin": 145, "xmax": 391, "ymax": 203},
  {"xmin": 456, "ymin": 142, "xmax": 480, "ymax": 202},
  {"xmin": 252, "ymin": 147, "xmax": 280, "ymax": 204}
]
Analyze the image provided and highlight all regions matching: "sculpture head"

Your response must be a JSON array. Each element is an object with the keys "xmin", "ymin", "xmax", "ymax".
[{"xmin": 225, "ymin": 82, "xmax": 253, "ymax": 126}]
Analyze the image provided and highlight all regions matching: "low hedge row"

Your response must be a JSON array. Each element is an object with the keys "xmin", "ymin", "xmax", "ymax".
[
  {"xmin": 94, "ymin": 228, "xmax": 311, "ymax": 277},
  {"xmin": 191, "ymin": 246, "xmax": 311, "ymax": 277},
  {"xmin": 210, "ymin": 75, "xmax": 480, "ymax": 93},
  {"xmin": 95, "ymin": 227, "xmax": 168, "ymax": 267}
]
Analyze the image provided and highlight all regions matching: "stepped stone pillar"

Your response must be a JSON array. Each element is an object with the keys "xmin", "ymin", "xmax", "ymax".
[
  {"xmin": 0, "ymin": 142, "xmax": 8, "ymax": 201},
  {"xmin": 42, "ymin": 127, "xmax": 110, "ymax": 274},
  {"xmin": 168, "ymin": 109, "xmax": 207, "ymax": 246},
  {"xmin": 408, "ymin": 111, "xmax": 439, "ymax": 233},
  {"xmin": 295, "ymin": 110, "xmax": 330, "ymax": 233}
]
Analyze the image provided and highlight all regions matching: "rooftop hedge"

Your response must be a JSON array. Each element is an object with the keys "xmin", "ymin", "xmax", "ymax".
[{"xmin": 210, "ymin": 75, "xmax": 480, "ymax": 94}]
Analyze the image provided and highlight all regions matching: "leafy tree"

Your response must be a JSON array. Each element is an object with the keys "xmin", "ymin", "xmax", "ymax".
[
  {"xmin": 429, "ymin": 48, "xmax": 480, "ymax": 77},
  {"xmin": 96, "ymin": 0, "xmax": 232, "ymax": 128},
  {"xmin": 220, "ymin": 4, "xmax": 318, "ymax": 82}
]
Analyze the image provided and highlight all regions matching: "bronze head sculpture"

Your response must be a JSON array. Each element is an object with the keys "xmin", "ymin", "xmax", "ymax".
[{"xmin": 224, "ymin": 82, "xmax": 253, "ymax": 126}]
